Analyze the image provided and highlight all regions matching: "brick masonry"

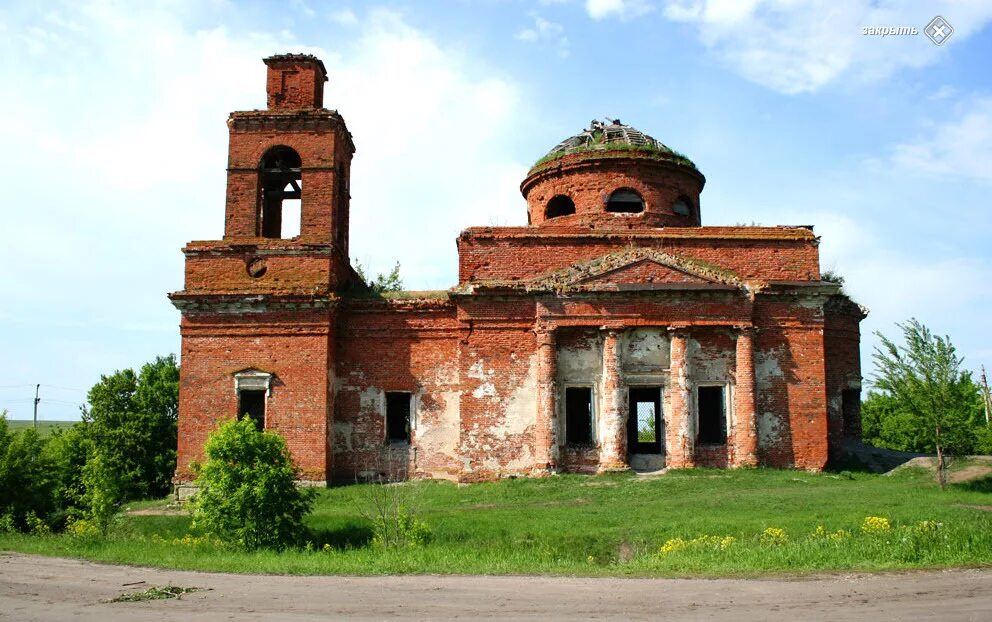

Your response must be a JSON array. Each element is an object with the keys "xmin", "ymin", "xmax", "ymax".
[{"xmin": 170, "ymin": 54, "xmax": 866, "ymax": 485}]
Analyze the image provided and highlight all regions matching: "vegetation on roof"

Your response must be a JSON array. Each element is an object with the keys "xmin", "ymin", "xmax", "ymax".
[{"xmin": 530, "ymin": 142, "xmax": 697, "ymax": 171}]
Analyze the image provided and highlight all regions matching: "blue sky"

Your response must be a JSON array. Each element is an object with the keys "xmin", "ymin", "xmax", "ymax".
[{"xmin": 1, "ymin": 0, "xmax": 990, "ymax": 420}]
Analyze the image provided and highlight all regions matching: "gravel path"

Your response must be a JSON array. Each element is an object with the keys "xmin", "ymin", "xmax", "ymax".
[{"xmin": 1, "ymin": 553, "xmax": 990, "ymax": 621}]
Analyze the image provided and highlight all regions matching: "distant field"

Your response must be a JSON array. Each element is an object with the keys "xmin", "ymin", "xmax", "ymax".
[{"xmin": 6, "ymin": 420, "xmax": 77, "ymax": 437}]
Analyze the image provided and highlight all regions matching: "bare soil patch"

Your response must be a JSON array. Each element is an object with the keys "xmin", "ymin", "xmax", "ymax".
[{"xmin": 3, "ymin": 553, "xmax": 992, "ymax": 621}]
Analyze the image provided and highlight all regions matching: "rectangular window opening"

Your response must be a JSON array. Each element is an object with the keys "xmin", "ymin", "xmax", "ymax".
[
  {"xmin": 386, "ymin": 392, "xmax": 412, "ymax": 443},
  {"xmin": 238, "ymin": 389, "xmax": 266, "ymax": 430},
  {"xmin": 841, "ymin": 388, "xmax": 861, "ymax": 437},
  {"xmin": 564, "ymin": 387, "xmax": 594, "ymax": 445},
  {"xmin": 697, "ymin": 385, "xmax": 727, "ymax": 445}
]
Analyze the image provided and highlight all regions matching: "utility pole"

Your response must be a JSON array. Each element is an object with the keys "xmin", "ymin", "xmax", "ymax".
[
  {"xmin": 33, "ymin": 384, "xmax": 40, "ymax": 429},
  {"xmin": 981, "ymin": 365, "xmax": 991, "ymax": 426}
]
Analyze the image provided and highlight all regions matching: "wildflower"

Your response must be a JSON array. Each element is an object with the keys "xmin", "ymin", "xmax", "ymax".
[
  {"xmin": 760, "ymin": 527, "xmax": 787, "ymax": 544},
  {"xmin": 861, "ymin": 516, "xmax": 891, "ymax": 535},
  {"xmin": 826, "ymin": 529, "xmax": 850, "ymax": 542},
  {"xmin": 659, "ymin": 538, "xmax": 688, "ymax": 554}
]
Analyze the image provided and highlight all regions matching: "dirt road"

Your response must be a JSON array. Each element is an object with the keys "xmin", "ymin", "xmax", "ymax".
[{"xmin": 1, "ymin": 553, "xmax": 990, "ymax": 620}]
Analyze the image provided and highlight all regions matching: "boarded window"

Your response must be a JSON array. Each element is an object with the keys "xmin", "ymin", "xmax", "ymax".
[
  {"xmin": 238, "ymin": 390, "xmax": 266, "ymax": 429},
  {"xmin": 697, "ymin": 386, "xmax": 726, "ymax": 444},
  {"xmin": 565, "ymin": 387, "xmax": 594, "ymax": 445},
  {"xmin": 386, "ymin": 392, "xmax": 412, "ymax": 443}
]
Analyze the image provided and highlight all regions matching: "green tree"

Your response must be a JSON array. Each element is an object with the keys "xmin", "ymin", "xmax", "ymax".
[
  {"xmin": 43, "ymin": 422, "xmax": 92, "ymax": 522},
  {"xmin": 0, "ymin": 413, "xmax": 57, "ymax": 530},
  {"xmin": 84, "ymin": 355, "xmax": 179, "ymax": 499},
  {"xmin": 190, "ymin": 418, "xmax": 315, "ymax": 550},
  {"xmin": 353, "ymin": 261, "xmax": 403, "ymax": 294},
  {"xmin": 871, "ymin": 319, "xmax": 984, "ymax": 487},
  {"xmin": 81, "ymin": 448, "xmax": 124, "ymax": 536}
]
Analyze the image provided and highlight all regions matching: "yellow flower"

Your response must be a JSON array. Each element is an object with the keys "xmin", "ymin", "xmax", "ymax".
[
  {"xmin": 861, "ymin": 516, "xmax": 891, "ymax": 534},
  {"xmin": 760, "ymin": 527, "xmax": 787, "ymax": 544},
  {"xmin": 659, "ymin": 538, "xmax": 688, "ymax": 554}
]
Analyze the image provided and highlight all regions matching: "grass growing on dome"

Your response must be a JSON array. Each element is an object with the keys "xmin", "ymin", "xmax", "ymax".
[
  {"xmin": 530, "ymin": 142, "xmax": 697, "ymax": 171},
  {"xmin": 3, "ymin": 464, "xmax": 992, "ymax": 577}
]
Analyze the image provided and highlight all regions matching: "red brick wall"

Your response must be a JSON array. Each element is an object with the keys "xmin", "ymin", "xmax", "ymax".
[
  {"xmin": 175, "ymin": 309, "xmax": 333, "ymax": 482},
  {"xmin": 523, "ymin": 155, "xmax": 703, "ymax": 227},
  {"xmin": 332, "ymin": 300, "xmax": 462, "ymax": 481},
  {"xmin": 457, "ymin": 228, "xmax": 821, "ymax": 284},
  {"xmin": 824, "ymin": 300, "xmax": 864, "ymax": 455},
  {"xmin": 264, "ymin": 57, "xmax": 325, "ymax": 110},
  {"xmin": 223, "ymin": 121, "xmax": 352, "ymax": 245},
  {"xmin": 753, "ymin": 300, "xmax": 829, "ymax": 469}
]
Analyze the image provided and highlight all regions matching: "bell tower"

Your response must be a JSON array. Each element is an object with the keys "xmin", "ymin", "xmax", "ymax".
[
  {"xmin": 171, "ymin": 54, "xmax": 354, "ymax": 491},
  {"xmin": 223, "ymin": 54, "xmax": 354, "ymax": 259}
]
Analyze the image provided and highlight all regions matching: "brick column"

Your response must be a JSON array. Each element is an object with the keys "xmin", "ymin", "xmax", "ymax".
[
  {"xmin": 733, "ymin": 327, "xmax": 759, "ymax": 467},
  {"xmin": 666, "ymin": 329, "xmax": 694, "ymax": 468},
  {"xmin": 534, "ymin": 327, "xmax": 558, "ymax": 472},
  {"xmin": 599, "ymin": 328, "xmax": 627, "ymax": 471}
]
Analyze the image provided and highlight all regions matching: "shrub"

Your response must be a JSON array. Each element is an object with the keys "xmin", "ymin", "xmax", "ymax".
[
  {"xmin": 190, "ymin": 418, "xmax": 314, "ymax": 550},
  {"xmin": 82, "ymin": 449, "xmax": 125, "ymax": 536},
  {"xmin": 0, "ymin": 415, "xmax": 57, "ymax": 531}
]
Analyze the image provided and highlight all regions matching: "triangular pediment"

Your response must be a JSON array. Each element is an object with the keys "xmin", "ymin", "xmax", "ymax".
[
  {"xmin": 578, "ymin": 258, "xmax": 712, "ymax": 286},
  {"xmin": 525, "ymin": 248, "xmax": 747, "ymax": 292}
]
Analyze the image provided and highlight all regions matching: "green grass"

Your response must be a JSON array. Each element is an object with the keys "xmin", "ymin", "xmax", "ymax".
[
  {"xmin": 6, "ymin": 420, "xmax": 77, "ymax": 438},
  {"xmin": 3, "ymin": 467, "xmax": 992, "ymax": 577}
]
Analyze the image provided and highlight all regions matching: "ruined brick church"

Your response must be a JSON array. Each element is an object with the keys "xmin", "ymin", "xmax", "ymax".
[{"xmin": 171, "ymin": 54, "xmax": 866, "ymax": 487}]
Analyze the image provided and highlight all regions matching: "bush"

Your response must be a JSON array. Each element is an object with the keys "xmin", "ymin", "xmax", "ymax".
[
  {"xmin": 0, "ymin": 415, "xmax": 57, "ymax": 531},
  {"xmin": 190, "ymin": 418, "xmax": 314, "ymax": 550},
  {"xmin": 82, "ymin": 449, "xmax": 125, "ymax": 536}
]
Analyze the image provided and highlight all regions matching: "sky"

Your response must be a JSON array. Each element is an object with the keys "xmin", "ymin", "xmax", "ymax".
[{"xmin": 1, "ymin": 0, "xmax": 990, "ymax": 420}]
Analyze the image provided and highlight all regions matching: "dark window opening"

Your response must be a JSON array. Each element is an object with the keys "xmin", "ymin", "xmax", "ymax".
[
  {"xmin": 672, "ymin": 195, "xmax": 692, "ymax": 217},
  {"xmin": 697, "ymin": 386, "xmax": 726, "ymax": 445},
  {"xmin": 841, "ymin": 389, "xmax": 861, "ymax": 437},
  {"xmin": 238, "ymin": 390, "xmax": 266, "ymax": 430},
  {"xmin": 386, "ymin": 392, "xmax": 412, "ymax": 443},
  {"xmin": 259, "ymin": 146, "xmax": 302, "ymax": 239},
  {"xmin": 546, "ymin": 195, "xmax": 576, "ymax": 219},
  {"xmin": 565, "ymin": 387, "xmax": 593, "ymax": 445},
  {"xmin": 605, "ymin": 189, "xmax": 644, "ymax": 213}
]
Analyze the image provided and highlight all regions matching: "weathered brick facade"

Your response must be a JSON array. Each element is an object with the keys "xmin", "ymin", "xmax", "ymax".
[{"xmin": 170, "ymin": 55, "xmax": 866, "ymax": 487}]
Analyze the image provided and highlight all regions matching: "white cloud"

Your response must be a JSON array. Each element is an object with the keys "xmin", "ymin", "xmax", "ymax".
[
  {"xmin": 330, "ymin": 8, "xmax": 358, "ymax": 26},
  {"xmin": 889, "ymin": 97, "xmax": 992, "ymax": 183},
  {"xmin": 515, "ymin": 14, "xmax": 570, "ymax": 57},
  {"xmin": 0, "ymin": 2, "xmax": 531, "ymax": 412},
  {"xmin": 586, "ymin": 0, "xmax": 653, "ymax": 21},
  {"xmin": 662, "ymin": 1, "xmax": 992, "ymax": 94},
  {"xmin": 785, "ymin": 211, "xmax": 992, "ymax": 373}
]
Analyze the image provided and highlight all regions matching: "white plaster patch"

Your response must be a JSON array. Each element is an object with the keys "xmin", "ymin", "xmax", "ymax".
[
  {"xmin": 622, "ymin": 328, "xmax": 670, "ymax": 372},
  {"xmin": 557, "ymin": 331, "xmax": 603, "ymax": 383},
  {"xmin": 359, "ymin": 387, "xmax": 383, "ymax": 414},
  {"xmin": 472, "ymin": 382, "xmax": 497, "ymax": 398},
  {"xmin": 414, "ymin": 390, "xmax": 460, "ymax": 467},
  {"xmin": 501, "ymin": 352, "xmax": 538, "ymax": 437},
  {"xmin": 755, "ymin": 348, "xmax": 786, "ymax": 382},
  {"xmin": 758, "ymin": 411, "xmax": 783, "ymax": 448}
]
